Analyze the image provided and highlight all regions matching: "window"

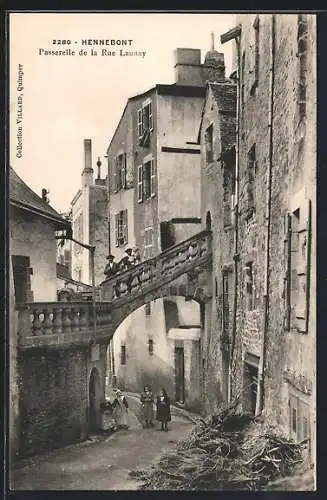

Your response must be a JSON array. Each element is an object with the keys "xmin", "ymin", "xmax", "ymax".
[
  {"xmin": 148, "ymin": 338, "xmax": 154, "ymax": 355},
  {"xmin": 121, "ymin": 344, "xmax": 126, "ymax": 365},
  {"xmin": 138, "ymin": 108, "xmax": 143, "ymax": 138},
  {"xmin": 297, "ymin": 14, "xmax": 308, "ymax": 119},
  {"xmin": 115, "ymin": 210, "xmax": 128, "ymax": 247},
  {"xmin": 138, "ymin": 158, "xmax": 156, "ymax": 202},
  {"xmin": 289, "ymin": 393, "xmax": 310, "ymax": 443},
  {"xmin": 145, "ymin": 302, "xmax": 151, "ymax": 316},
  {"xmin": 250, "ymin": 15, "xmax": 260, "ymax": 95},
  {"xmin": 144, "ymin": 227, "xmax": 153, "ymax": 259},
  {"xmin": 137, "ymin": 164, "xmax": 143, "ymax": 202},
  {"xmin": 284, "ymin": 200, "xmax": 311, "ymax": 332},
  {"xmin": 205, "ymin": 124, "xmax": 213, "ymax": 164},
  {"xmin": 143, "ymin": 102, "xmax": 153, "ymax": 132},
  {"xmin": 245, "ymin": 262, "xmax": 254, "ymax": 311},
  {"xmin": 138, "ymin": 100, "xmax": 153, "ymax": 146},
  {"xmin": 246, "ymin": 144, "xmax": 256, "ymax": 219},
  {"xmin": 114, "ymin": 153, "xmax": 127, "ymax": 192},
  {"xmin": 223, "ymin": 161, "xmax": 236, "ymax": 228}
]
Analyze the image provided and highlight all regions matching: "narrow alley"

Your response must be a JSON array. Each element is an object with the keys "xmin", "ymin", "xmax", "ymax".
[{"xmin": 11, "ymin": 395, "xmax": 194, "ymax": 491}]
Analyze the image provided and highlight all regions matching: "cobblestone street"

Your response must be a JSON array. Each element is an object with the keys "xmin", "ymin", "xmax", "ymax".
[{"xmin": 11, "ymin": 396, "xmax": 194, "ymax": 491}]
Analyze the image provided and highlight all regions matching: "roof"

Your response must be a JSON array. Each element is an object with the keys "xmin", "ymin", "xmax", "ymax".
[
  {"xmin": 106, "ymin": 83, "xmax": 206, "ymax": 153},
  {"xmin": 10, "ymin": 167, "xmax": 70, "ymax": 228},
  {"xmin": 197, "ymin": 81, "xmax": 237, "ymax": 149}
]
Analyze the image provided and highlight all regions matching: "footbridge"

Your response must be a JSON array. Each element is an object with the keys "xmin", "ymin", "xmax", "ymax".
[{"xmin": 17, "ymin": 230, "xmax": 212, "ymax": 350}]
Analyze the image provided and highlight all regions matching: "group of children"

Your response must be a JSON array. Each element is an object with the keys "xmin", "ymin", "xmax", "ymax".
[
  {"xmin": 104, "ymin": 248, "xmax": 141, "ymax": 279},
  {"xmin": 109, "ymin": 386, "xmax": 171, "ymax": 432},
  {"xmin": 140, "ymin": 386, "xmax": 171, "ymax": 432}
]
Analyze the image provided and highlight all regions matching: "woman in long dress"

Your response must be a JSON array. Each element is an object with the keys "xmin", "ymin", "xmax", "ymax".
[
  {"xmin": 112, "ymin": 389, "xmax": 129, "ymax": 429},
  {"xmin": 140, "ymin": 385, "xmax": 154, "ymax": 428}
]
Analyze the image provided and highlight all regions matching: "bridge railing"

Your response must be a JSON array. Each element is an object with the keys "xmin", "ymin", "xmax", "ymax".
[
  {"xmin": 100, "ymin": 230, "xmax": 212, "ymax": 302},
  {"xmin": 16, "ymin": 301, "xmax": 112, "ymax": 341}
]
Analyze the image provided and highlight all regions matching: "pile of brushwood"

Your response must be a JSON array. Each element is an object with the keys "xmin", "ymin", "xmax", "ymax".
[{"xmin": 129, "ymin": 399, "xmax": 306, "ymax": 491}]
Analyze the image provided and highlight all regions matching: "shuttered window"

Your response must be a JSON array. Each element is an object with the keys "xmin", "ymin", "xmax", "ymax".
[
  {"xmin": 249, "ymin": 15, "xmax": 260, "ymax": 94},
  {"xmin": 150, "ymin": 158, "xmax": 156, "ymax": 197},
  {"xmin": 246, "ymin": 144, "xmax": 256, "ymax": 219},
  {"xmin": 285, "ymin": 200, "xmax": 311, "ymax": 332},
  {"xmin": 137, "ymin": 164, "xmax": 143, "ymax": 202},
  {"xmin": 137, "ymin": 108, "xmax": 143, "ymax": 138}
]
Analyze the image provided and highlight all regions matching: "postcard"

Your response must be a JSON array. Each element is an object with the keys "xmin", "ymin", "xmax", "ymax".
[{"xmin": 8, "ymin": 11, "xmax": 315, "ymax": 492}]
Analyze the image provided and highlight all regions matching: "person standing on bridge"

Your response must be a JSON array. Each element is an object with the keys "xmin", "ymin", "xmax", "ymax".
[
  {"xmin": 104, "ymin": 254, "xmax": 119, "ymax": 278},
  {"xmin": 112, "ymin": 389, "xmax": 129, "ymax": 430},
  {"xmin": 156, "ymin": 388, "xmax": 171, "ymax": 432},
  {"xmin": 140, "ymin": 385, "xmax": 154, "ymax": 428}
]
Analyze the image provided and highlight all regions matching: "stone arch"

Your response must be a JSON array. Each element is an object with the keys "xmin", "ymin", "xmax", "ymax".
[
  {"xmin": 109, "ymin": 282, "xmax": 205, "ymax": 336},
  {"xmin": 206, "ymin": 211, "xmax": 212, "ymax": 231},
  {"xmin": 88, "ymin": 367, "xmax": 101, "ymax": 432}
]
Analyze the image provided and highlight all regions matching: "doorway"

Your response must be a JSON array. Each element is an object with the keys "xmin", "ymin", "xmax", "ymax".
[
  {"xmin": 243, "ymin": 360, "xmax": 259, "ymax": 416},
  {"xmin": 89, "ymin": 367, "xmax": 101, "ymax": 432},
  {"xmin": 175, "ymin": 346, "xmax": 185, "ymax": 403}
]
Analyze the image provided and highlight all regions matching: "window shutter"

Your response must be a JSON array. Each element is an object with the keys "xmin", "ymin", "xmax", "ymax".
[
  {"xmin": 295, "ymin": 199, "xmax": 311, "ymax": 333},
  {"xmin": 113, "ymin": 157, "xmax": 118, "ymax": 192},
  {"xmin": 149, "ymin": 101, "xmax": 153, "ymax": 131},
  {"xmin": 137, "ymin": 108, "xmax": 143, "ymax": 138},
  {"xmin": 122, "ymin": 153, "xmax": 127, "ymax": 189},
  {"xmin": 115, "ymin": 213, "xmax": 119, "ymax": 247},
  {"xmin": 137, "ymin": 164, "xmax": 143, "ymax": 202},
  {"xmin": 150, "ymin": 158, "xmax": 156, "ymax": 197},
  {"xmin": 123, "ymin": 209, "xmax": 128, "ymax": 244},
  {"xmin": 283, "ymin": 213, "xmax": 292, "ymax": 330}
]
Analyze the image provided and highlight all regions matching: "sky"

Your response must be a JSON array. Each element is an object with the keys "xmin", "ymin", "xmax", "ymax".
[{"xmin": 9, "ymin": 12, "xmax": 236, "ymax": 213}]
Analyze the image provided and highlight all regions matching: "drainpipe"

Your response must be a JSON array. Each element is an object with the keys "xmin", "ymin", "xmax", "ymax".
[
  {"xmin": 221, "ymin": 25, "xmax": 241, "ymax": 404},
  {"xmin": 255, "ymin": 14, "xmax": 275, "ymax": 416}
]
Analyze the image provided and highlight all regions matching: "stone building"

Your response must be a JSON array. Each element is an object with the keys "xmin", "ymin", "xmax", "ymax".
[
  {"xmin": 105, "ymin": 44, "xmax": 226, "ymax": 409},
  {"xmin": 71, "ymin": 139, "xmax": 109, "ymax": 286},
  {"xmin": 200, "ymin": 14, "xmax": 316, "ymax": 470},
  {"xmin": 9, "ymin": 167, "xmax": 71, "ymax": 458},
  {"xmin": 198, "ymin": 80, "xmax": 237, "ymax": 413}
]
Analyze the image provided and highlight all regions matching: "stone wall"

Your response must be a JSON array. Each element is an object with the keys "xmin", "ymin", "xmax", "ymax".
[{"xmin": 17, "ymin": 342, "xmax": 107, "ymax": 457}]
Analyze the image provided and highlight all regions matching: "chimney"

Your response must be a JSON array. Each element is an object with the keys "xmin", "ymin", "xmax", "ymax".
[
  {"xmin": 81, "ymin": 139, "xmax": 94, "ymax": 188},
  {"xmin": 174, "ymin": 48, "xmax": 203, "ymax": 87},
  {"xmin": 95, "ymin": 156, "xmax": 106, "ymax": 186},
  {"xmin": 203, "ymin": 34, "xmax": 226, "ymax": 83}
]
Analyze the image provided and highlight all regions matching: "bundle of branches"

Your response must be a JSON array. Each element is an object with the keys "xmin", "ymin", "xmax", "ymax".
[{"xmin": 129, "ymin": 396, "xmax": 305, "ymax": 491}]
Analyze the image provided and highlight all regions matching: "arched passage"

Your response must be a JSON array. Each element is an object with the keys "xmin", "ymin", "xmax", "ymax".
[
  {"xmin": 89, "ymin": 367, "xmax": 101, "ymax": 432},
  {"xmin": 206, "ymin": 211, "xmax": 212, "ymax": 231},
  {"xmin": 105, "ymin": 289, "xmax": 205, "ymax": 411}
]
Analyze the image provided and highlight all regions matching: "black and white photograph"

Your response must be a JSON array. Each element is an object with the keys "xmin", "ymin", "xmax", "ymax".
[{"xmin": 8, "ymin": 11, "xmax": 316, "ymax": 491}]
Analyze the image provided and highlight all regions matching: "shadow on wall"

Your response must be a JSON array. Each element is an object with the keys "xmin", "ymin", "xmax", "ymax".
[{"xmin": 115, "ymin": 336, "xmax": 174, "ymax": 400}]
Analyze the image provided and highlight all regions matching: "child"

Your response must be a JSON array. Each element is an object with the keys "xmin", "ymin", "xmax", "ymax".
[
  {"xmin": 140, "ymin": 385, "xmax": 154, "ymax": 428},
  {"xmin": 156, "ymin": 388, "xmax": 171, "ymax": 432},
  {"xmin": 111, "ymin": 389, "xmax": 129, "ymax": 429}
]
